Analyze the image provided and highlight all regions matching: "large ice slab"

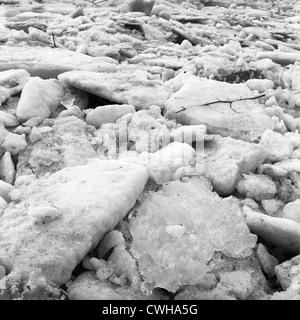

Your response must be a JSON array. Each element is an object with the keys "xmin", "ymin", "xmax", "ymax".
[
  {"xmin": 58, "ymin": 70, "xmax": 173, "ymax": 109},
  {"xmin": 165, "ymin": 76, "xmax": 274, "ymax": 142},
  {"xmin": 0, "ymin": 45, "xmax": 118, "ymax": 78},
  {"xmin": 0, "ymin": 159, "xmax": 148, "ymax": 285}
]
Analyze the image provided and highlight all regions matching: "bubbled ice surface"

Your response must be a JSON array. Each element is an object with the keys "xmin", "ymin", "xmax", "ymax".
[{"xmin": 130, "ymin": 179, "xmax": 257, "ymax": 293}]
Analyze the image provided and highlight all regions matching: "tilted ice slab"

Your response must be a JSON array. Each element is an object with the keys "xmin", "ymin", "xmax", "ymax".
[
  {"xmin": 0, "ymin": 45, "xmax": 118, "ymax": 79},
  {"xmin": 165, "ymin": 76, "xmax": 274, "ymax": 142},
  {"xmin": 130, "ymin": 177, "xmax": 257, "ymax": 293},
  {"xmin": 0, "ymin": 159, "xmax": 148, "ymax": 286},
  {"xmin": 58, "ymin": 70, "xmax": 173, "ymax": 110}
]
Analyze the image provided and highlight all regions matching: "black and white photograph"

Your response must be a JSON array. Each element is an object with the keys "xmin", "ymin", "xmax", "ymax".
[{"xmin": 0, "ymin": 0, "xmax": 299, "ymax": 306}]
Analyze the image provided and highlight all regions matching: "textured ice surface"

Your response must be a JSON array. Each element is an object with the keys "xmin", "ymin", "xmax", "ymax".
[{"xmin": 130, "ymin": 178, "xmax": 257, "ymax": 293}]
